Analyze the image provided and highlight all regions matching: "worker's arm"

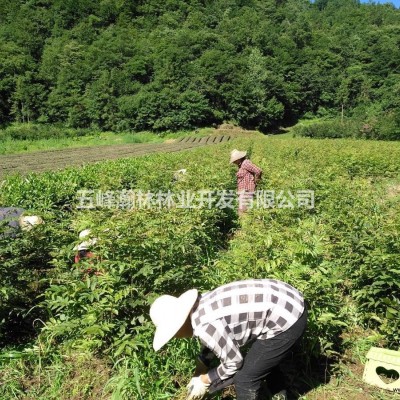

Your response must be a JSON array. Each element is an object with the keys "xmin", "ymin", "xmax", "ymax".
[
  {"xmin": 255, "ymin": 170, "xmax": 262, "ymax": 184},
  {"xmin": 243, "ymin": 160, "xmax": 262, "ymax": 181},
  {"xmin": 197, "ymin": 320, "xmax": 243, "ymax": 383}
]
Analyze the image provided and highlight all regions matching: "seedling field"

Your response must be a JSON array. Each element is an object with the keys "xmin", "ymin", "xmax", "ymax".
[{"xmin": 0, "ymin": 133, "xmax": 399, "ymax": 399}]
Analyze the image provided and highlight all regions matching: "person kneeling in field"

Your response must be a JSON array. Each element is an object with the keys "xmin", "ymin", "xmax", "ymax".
[
  {"xmin": 150, "ymin": 279, "xmax": 307, "ymax": 400},
  {"xmin": 0, "ymin": 207, "xmax": 43, "ymax": 237}
]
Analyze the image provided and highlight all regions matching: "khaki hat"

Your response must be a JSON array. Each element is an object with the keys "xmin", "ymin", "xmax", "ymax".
[
  {"xmin": 150, "ymin": 289, "xmax": 198, "ymax": 351},
  {"xmin": 230, "ymin": 149, "xmax": 247, "ymax": 164},
  {"xmin": 19, "ymin": 216, "xmax": 44, "ymax": 231}
]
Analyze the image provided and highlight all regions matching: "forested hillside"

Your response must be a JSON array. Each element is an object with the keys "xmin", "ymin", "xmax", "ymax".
[{"xmin": 0, "ymin": 0, "xmax": 399, "ymax": 134}]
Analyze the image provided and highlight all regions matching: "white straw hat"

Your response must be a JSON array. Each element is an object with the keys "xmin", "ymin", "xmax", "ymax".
[
  {"xmin": 74, "ymin": 230, "xmax": 98, "ymax": 251},
  {"xmin": 230, "ymin": 149, "xmax": 247, "ymax": 164},
  {"xmin": 150, "ymin": 288, "xmax": 198, "ymax": 351},
  {"xmin": 19, "ymin": 216, "xmax": 43, "ymax": 231},
  {"xmin": 74, "ymin": 238, "xmax": 98, "ymax": 251},
  {"xmin": 79, "ymin": 229, "xmax": 92, "ymax": 239}
]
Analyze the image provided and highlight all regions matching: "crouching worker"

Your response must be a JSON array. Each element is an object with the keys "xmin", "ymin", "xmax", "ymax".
[
  {"xmin": 74, "ymin": 229, "xmax": 97, "ymax": 263},
  {"xmin": 150, "ymin": 279, "xmax": 307, "ymax": 400},
  {"xmin": 0, "ymin": 207, "xmax": 43, "ymax": 237}
]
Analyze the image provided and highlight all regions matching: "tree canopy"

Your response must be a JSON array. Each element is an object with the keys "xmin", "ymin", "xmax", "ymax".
[{"xmin": 0, "ymin": 0, "xmax": 399, "ymax": 132}]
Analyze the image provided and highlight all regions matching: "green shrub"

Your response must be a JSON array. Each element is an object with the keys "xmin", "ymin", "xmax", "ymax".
[
  {"xmin": 293, "ymin": 119, "xmax": 361, "ymax": 139},
  {"xmin": 0, "ymin": 123, "xmax": 95, "ymax": 142},
  {"xmin": 363, "ymin": 111, "xmax": 400, "ymax": 140},
  {"xmin": 294, "ymin": 114, "xmax": 400, "ymax": 141},
  {"xmin": 0, "ymin": 216, "xmax": 72, "ymax": 346}
]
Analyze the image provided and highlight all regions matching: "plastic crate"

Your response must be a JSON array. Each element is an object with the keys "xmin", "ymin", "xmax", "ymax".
[{"xmin": 363, "ymin": 347, "xmax": 400, "ymax": 392}]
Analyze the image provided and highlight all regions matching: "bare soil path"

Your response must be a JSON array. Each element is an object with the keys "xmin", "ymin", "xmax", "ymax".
[{"xmin": 0, "ymin": 134, "xmax": 234, "ymax": 179}]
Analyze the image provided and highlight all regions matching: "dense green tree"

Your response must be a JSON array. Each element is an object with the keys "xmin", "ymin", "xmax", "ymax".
[
  {"xmin": 0, "ymin": 41, "xmax": 33, "ymax": 124},
  {"xmin": 10, "ymin": 73, "xmax": 46, "ymax": 123},
  {"xmin": 230, "ymin": 48, "xmax": 285, "ymax": 130},
  {"xmin": 45, "ymin": 41, "xmax": 88, "ymax": 126},
  {"xmin": 336, "ymin": 65, "xmax": 372, "ymax": 115}
]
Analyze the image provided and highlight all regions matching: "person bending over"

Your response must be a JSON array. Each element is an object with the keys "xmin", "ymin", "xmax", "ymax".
[{"xmin": 150, "ymin": 278, "xmax": 307, "ymax": 400}]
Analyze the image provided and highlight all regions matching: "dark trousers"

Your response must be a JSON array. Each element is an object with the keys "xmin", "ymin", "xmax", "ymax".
[{"xmin": 233, "ymin": 306, "xmax": 308, "ymax": 400}]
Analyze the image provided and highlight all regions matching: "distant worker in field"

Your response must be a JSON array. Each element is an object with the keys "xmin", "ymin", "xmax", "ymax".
[
  {"xmin": 0, "ymin": 207, "xmax": 43, "ymax": 237},
  {"xmin": 74, "ymin": 229, "xmax": 97, "ymax": 263},
  {"xmin": 150, "ymin": 278, "xmax": 307, "ymax": 400},
  {"xmin": 73, "ymin": 229, "xmax": 104, "ymax": 276},
  {"xmin": 230, "ymin": 149, "xmax": 262, "ymax": 215}
]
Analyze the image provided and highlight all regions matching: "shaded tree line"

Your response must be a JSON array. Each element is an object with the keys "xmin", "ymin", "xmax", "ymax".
[{"xmin": 0, "ymin": 0, "xmax": 399, "ymax": 133}]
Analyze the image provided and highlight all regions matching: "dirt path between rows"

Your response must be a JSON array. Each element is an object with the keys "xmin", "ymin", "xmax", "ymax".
[{"xmin": 0, "ymin": 134, "xmax": 235, "ymax": 179}]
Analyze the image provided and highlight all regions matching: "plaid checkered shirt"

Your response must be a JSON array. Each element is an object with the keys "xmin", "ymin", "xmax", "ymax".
[
  {"xmin": 236, "ymin": 159, "xmax": 262, "ymax": 192},
  {"xmin": 190, "ymin": 279, "xmax": 305, "ymax": 383}
]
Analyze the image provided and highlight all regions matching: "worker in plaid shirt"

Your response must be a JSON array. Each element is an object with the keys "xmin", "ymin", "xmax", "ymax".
[
  {"xmin": 150, "ymin": 279, "xmax": 307, "ymax": 400},
  {"xmin": 230, "ymin": 149, "xmax": 262, "ymax": 215}
]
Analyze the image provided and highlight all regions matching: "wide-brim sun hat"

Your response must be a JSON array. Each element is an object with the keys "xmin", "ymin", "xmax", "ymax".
[
  {"xmin": 79, "ymin": 229, "xmax": 92, "ymax": 239},
  {"xmin": 150, "ymin": 288, "xmax": 198, "ymax": 351},
  {"xmin": 74, "ymin": 238, "xmax": 98, "ymax": 251},
  {"xmin": 230, "ymin": 149, "xmax": 247, "ymax": 164},
  {"xmin": 19, "ymin": 216, "xmax": 44, "ymax": 231}
]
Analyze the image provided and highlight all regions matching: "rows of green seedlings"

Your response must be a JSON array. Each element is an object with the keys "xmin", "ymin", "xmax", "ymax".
[
  {"xmin": 1, "ymin": 135, "xmax": 400, "ymax": 399},
  {"xmin": 0, "ymin": 140, "xmax": 238, "ymax": 399},
  {"xmin": 207, "ymin": 136, "xmax": 400, "ymax": 357}
]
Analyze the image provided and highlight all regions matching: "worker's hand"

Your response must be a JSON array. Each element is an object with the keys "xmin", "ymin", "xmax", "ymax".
[{"xmin": 186, "ymin": 376, "xmax": 210, "ymax": 400}]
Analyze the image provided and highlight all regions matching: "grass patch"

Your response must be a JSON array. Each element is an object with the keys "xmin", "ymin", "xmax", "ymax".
[{"xmin": 0, "ymin": 349, "xmax": 111, "ymax": 400}]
